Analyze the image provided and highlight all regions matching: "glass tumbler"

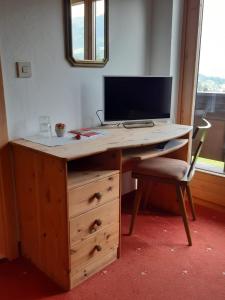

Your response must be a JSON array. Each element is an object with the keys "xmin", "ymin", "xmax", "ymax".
[{"xmin": 39, "ymin": 116, "xmax": 52, "ymax": 137}]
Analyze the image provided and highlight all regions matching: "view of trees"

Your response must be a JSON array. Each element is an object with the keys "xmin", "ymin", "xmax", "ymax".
[
  {"xmin": 197, "ymin": 74, "xmax": 225, "ymax": 93},
  {"xmin": 72, "ymin": 16, "xmax": 84, "ymax": 60},
  {"xmin": 72, "ymin": 15, "xmax": 105, "ymax": 60}
]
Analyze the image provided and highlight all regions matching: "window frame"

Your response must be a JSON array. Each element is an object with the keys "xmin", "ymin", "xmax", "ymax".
[
  {"xmin": 177, "ymin": 0, "xmax": 225, "ymax": 209},
  {"xmin": 65, "ymin": 0, "xmax": 109, "ymax": 67}
]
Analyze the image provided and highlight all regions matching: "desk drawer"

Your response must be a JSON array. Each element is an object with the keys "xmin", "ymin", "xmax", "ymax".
[
  {"xmin": 68, "ymin": 174, "xmax": 119, "ymax": 217},
  {"xmin": 70, "ymin": 223, "xmax": 119, "ymax": 270},
  {"xmin": 70, "ymin": 199, "xmax": 119, "ymax": 246},
  {"xmin": 70, "ymin": 249, "xmax": 117, "ymax": 288}
]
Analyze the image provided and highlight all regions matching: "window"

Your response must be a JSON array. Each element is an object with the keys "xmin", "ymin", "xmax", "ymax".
[
  {"xmin": 71, "ymin": 1, "xmax": 85, "ymax": 60},
  {"xmin": 71, "ymin": 0, "xmax": 105, "ymax": 61},
  {"xmin": 94, "ymin": 0, "xmax": 105, "ymax": 60},
  {"xmin": 194, "ymin": 0, "xmax": 225, "ymax": 174}
]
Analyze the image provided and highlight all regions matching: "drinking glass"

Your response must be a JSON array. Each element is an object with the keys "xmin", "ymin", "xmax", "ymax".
[{"xmin": 39, "ymin": 116, "xmax": 52, "ymax": 137}]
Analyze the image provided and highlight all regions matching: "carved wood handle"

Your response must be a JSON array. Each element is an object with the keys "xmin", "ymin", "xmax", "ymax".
[
  {"xmin": 95, "ymin": 219, "xmax": 102, "ymax": 226},
  {"xmin": 89, "ymin": 244, "xmax": 102, "ymax": 255},
  {"xmin": 89, "ymin": 219, "xmax": 102, "ymax": 233},
  {"xmin": 94, "ymin": 192, "xmax": 102, "ymax": 200},
  {"xmin": 94, "ymin": 245, "xmax": 102, "ymax": 252},
  {"xmin": 89, "ymin": 192, "xmax": 102, "ymax": 203}
]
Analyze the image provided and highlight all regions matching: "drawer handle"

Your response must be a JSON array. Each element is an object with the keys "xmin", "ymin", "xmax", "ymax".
[
  {"xmin": 94, "ymin": 192, "xmax": 102, "ymax": 200},
  {"xmin": 95, "ymin": 219, "xmax": 102, "ymax": 226},
  {"xmin": 94, "ymin": 245, "xmax": 102, "ymax": 252},
  {"xmin": 90, "ymin": 245, "xmax": 102, "ymax": 256},
  {"xmin": 89, "ymin": 192, "xmax": 102, "ymax": 203},
  {"xmin": 89, "ymin": 219, "xmax": 102, "ymax": 233}
]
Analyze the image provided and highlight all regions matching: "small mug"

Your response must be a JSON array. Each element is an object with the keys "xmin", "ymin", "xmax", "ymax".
[{"xmin": 55, "ymin": 123, "xmax": 66, "ymax": 137}]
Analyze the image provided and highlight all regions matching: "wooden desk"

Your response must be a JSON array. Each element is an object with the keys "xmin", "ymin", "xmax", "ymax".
[{"xmin": 11, "ymin": 123, "xmax": 192, "ymax": 290}]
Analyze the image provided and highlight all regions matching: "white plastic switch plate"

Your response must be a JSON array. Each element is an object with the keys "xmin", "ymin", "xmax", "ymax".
[{"xmin": 16, "ymin": 62, "xmax": 32, "ymax": 78}]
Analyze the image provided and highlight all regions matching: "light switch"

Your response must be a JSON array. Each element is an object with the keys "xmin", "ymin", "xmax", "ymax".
[{"xmin": 16, "ymin": 62, "xmax": 32, "ymax": 78}]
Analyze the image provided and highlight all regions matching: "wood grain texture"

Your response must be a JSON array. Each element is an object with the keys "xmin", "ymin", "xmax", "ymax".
[
  {"xmin": 0, "ymin": 60, "xmax": 8, "ymax": 144},
  {"xmin": 11, "ymin": 125, "xmax": 192, "ymax": 288},
  {"xmin": 12, "ymin": 145, "xmax": 121, "ymax": 290},
  {"xmin": 11, "ymin": 124, "xmax": 192, "ymax": 160},
  {"xmin": 191, "ymin": 170, "xmax": 225, "ymax": 207},
  {"xmin": 68, "ymin": 173, "xmax": 120, "ymax": 218},
  {"xmin": 123, "ymin": 138, "xmax": 189, "ymax": 168},
  {"xmin": 68, "ymin": 170, "xmax": 119, "ymax": 189},
  {"xmin": 70, "ymin": 199, "xmax": 119, "ymax": 246},
  {"xmin": 12, "ymin": 125, "xmax": 192, "ymax": 262},
  {"xmin": 12, "ymin": 145, "xmax": 70, "ymax": 290},
  {"xmin": 193, "ymin": 197, "xmax": 225, "ymax": 213},
  {"xmin": 0, "ymin": 187, "xmax": 6, "ymax": 258},
  {"xmin": 67, "ymin": 149, "xmax": 122, "ymax": 260},
  {"xmin": 177, "ymin": 0, "xmax": 204, "ymax": 125},
  {"xmin": 0, "ymin": 58, "xmax": 18, "ymax": 260},
  {"xmin": 70, "ymin": 249, "xmax": 117, "ymax": 288},
  {"xmin": 176, "ymin": 1, "xmax": 225, "ymax": 212},
  {"xmin": 70, "ymin": 222, "xmax": 119, "ymax": 270}
]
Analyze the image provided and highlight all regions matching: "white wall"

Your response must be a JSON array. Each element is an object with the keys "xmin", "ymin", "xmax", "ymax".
[
  {"xmin": 79, "ymin": 0, "xmax": 152, "ymax": 127},
  {"xmin": 149, "ymin": 0, "xmax": 173, "ymax": 76},
  {"xmin": 0, "ymin": 0, "xmax": 151, "ymax": 139},
  {"xmin": 148, "ymin": 0, "xmax": 184, "ymax": 122},
  {"xmin": 0, "ymin": 0, "xmax": 81, "ymax": 139},
  {"xmin": 0, "ymin": 0, "xmax": 184, "ymax": 195}
]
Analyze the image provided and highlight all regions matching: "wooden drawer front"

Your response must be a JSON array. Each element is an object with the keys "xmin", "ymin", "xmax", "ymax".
[
  {"xmin": 70, "ymin": 223, "xmax": 119, "ymax": 270},
  {"xmin": 70, "ymin": 249, "xmax": 117, "ymax": 288},
  {"xmin": 69, "ymin": 174, "xmax": 119, "ymax": 217},
  {"xmin": 70, "ymin": 199, "xmax": 119, "ymax": 246}
]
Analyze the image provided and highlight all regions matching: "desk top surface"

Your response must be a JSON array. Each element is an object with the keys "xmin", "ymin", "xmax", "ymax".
[{"xmin": 12, "ymin": 123, "xmax": 192, "ymax": 161}]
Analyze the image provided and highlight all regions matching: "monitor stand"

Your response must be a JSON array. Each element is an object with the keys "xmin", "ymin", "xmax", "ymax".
[{"xmin": 123, "ymin": 120, "xmax": 155, "ymax": 129}]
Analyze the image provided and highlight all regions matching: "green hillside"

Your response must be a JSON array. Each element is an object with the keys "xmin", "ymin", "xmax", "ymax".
[
  {"xmin": 72, "ymin": 15, "xmax": 104, "ymax": 60},
  {"xmin": 198, "ymin": 74, "xmax": 225, "ymax": 92}
]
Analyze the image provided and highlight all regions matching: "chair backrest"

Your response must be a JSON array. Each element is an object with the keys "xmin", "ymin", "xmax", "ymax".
[{"xmin": 187, "ymin": 118, "xmax": 211, "ymax": 179}]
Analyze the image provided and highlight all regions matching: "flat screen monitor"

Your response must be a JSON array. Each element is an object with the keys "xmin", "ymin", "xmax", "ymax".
[{"xmin": 104, "ymin": 76, "xmax": 172, "ymax": 122}]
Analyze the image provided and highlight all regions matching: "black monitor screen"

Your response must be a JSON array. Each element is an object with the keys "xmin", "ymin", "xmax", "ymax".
[{"xmin": 104, "ymin": 76, "xmax": 172, "ymax": 122}]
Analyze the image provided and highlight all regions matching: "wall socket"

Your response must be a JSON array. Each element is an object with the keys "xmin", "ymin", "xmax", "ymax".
[{"xmin": 16, "ymin": 62, "xmax": 32, "ymax": 78}]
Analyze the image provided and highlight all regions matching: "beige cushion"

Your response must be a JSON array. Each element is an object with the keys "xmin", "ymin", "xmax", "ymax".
[{"xmin": 133, "ymin": 157, "xmax": 188, "ymax": 181}]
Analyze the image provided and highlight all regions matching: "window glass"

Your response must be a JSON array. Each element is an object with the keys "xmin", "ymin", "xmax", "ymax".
[
  {"xmin": 72, "ymin": 2, "xmax": 85, "ymax": 60},
  {"xmin": 95, "ymin": 0, "xmax": 105, "ymax": 61},
  {"xmin": 194, "ymin": 0, "xmax": 225, "ymax": 174}
]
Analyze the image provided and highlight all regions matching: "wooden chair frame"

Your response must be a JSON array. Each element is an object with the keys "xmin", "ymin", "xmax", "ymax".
[{"xmin": 129, "ymin": 118, "xmax": 211, "ymax": 246}]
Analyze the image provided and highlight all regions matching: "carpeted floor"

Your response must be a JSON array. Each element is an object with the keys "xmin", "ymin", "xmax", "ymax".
[{"xmin": 0, "ymin": 205, "xmax": 225, "ymax": 300}]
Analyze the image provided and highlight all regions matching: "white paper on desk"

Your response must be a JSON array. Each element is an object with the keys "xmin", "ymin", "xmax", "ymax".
[{"xmin": 24, "ymin": 130, "xmax": 107, "ymax": 147}]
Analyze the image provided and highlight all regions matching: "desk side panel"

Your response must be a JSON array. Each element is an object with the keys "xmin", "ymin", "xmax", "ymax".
[{"xmin": 12, "ymin": 145, "xmax": 70, "ymax": 290}]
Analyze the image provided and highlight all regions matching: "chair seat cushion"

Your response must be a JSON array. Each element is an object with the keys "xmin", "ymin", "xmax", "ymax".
[{"xmin": 133, "ymin": 157, "xmax": 188, "ymax": 181}]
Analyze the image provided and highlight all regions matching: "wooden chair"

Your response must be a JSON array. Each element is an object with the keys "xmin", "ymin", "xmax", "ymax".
[{"xmin": 129, "ymin": 118, "xmax": 211, "ymax": 246}]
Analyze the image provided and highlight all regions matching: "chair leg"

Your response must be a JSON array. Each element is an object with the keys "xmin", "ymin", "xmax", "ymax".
[
  {"xmin": 186, "ymin": 184, "xmax": 196, "ymax": 221},
  {"xmin": 129, "ymin": 180, "xmax": 143, "ymax": 235},
  {"xmin": 176, "ymin": 184, "xmax": 192, "ymax": 246}
]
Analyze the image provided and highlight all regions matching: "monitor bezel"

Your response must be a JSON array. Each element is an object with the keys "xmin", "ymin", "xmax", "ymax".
[{"xmin": 103, "ymin": 75, "xmax": 172, "ymax": 124}]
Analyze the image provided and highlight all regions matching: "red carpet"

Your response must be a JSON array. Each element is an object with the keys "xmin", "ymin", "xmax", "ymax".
[{"xmin": 0, "ymin": 205, "xmax": 225, "ymax": 300}]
